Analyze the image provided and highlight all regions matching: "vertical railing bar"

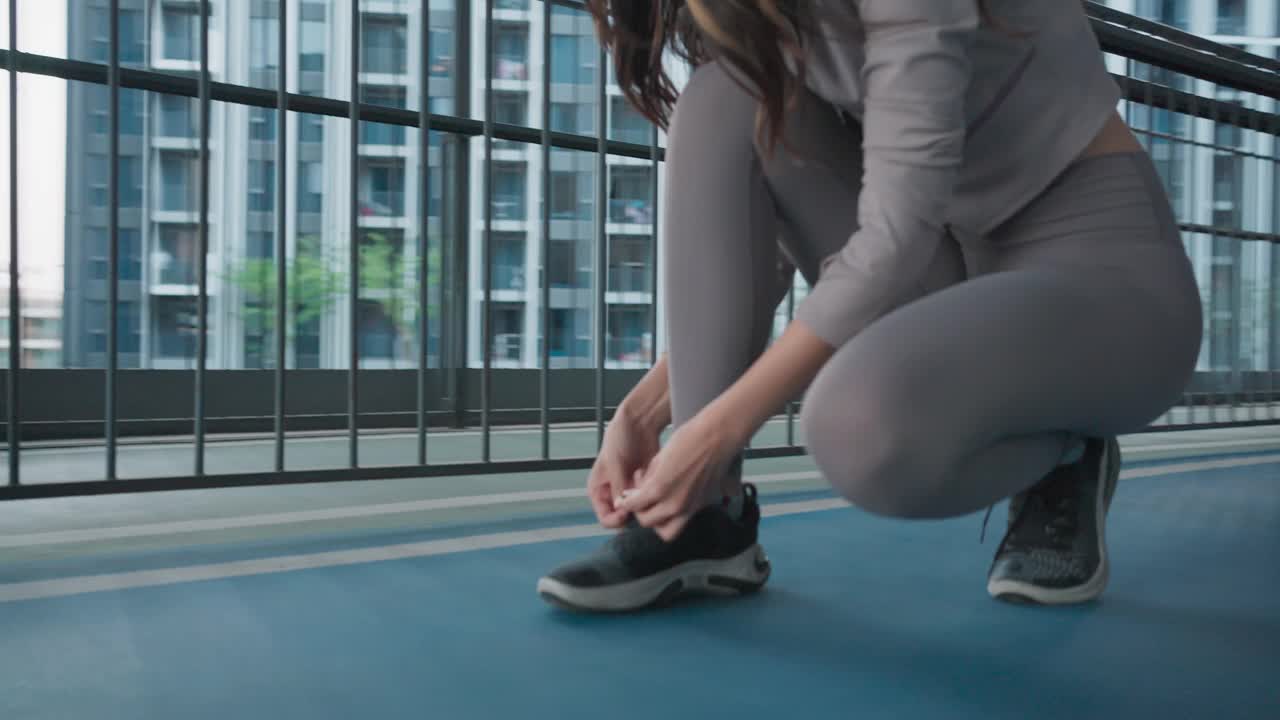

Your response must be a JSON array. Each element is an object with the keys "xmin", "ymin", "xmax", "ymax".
[
  {"xmin": 539, "ymin": 0, "xmax": 551, "ymax": 460},
  {"xmin": 1212, "ymin": 90, "xmax": 1225, "ymax": 426},
  {"xmin": 105, "ymin": 1, "xmax": 119, "ymax": 481},
  {"xmin": 648, "ymin": 124, "xmax": 658, "ymax": 370},
  {"xmin": 1188, "ymin": 83, "xmax": 1202, "ymax": 427},
  {"xmin": 194, "ymin": 0, "xmax": 211, "ymax": 477},
  {"xmin": 6, "ymin": 0, "xmax": 18, "ymax": 486},
  {"xmin": 1272, "ymin": 106, "xmax": 1278, "ymax": 422},
  {"xmin": 1230, "ymin": 95, "xmax": 1245, "ymax": 425},
  {"xmin": 274, "ymin": 0, "xmax": 288, "ymax": 473},
  {"xmin": 348, "ymin": 0, "xmax": 360, "ymax": 468},
  {"xmin": 480, "ymin": 0, "xmax": 493, "ymax": 462},
  {"xmin": 417, "ymin": 0, "xmax": 432, "ymax": 465},
  {"xmin": 593, "ymin": 45, "xmax": 607, "ymax": 450},
  {"xmin": 1238, "ymin": 98, "xmax": 1255, "ymax": 423},
  {"xmin": 785, "ymin": 284, "xmax": 796, "ymax": 447}
]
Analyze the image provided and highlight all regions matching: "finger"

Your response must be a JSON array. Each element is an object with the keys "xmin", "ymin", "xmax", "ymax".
[
  {"xmin": 618, "ymin": 477, "xmax": 665, "ymax": 515},
  {"xmin": 634, "ymin": 497, "xmax": 682, "ymax": 530},
  {"xmin": 588, "ymin": 467, "xmax": 623, "ymax": 522},
  {"xmin": 600, "ymin": 510, "xmax": 629, "ymax": 529},
  {"xmin": 588, "ymin": 485, "xmax": 612, "ymax": 524},
  {"xmin": 656, "ymin": 513, "xmax": 690, "ymax": 542}
]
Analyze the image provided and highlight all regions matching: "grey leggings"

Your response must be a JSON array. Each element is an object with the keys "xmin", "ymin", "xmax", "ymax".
[{"xmin": 665, "ymin": 62, "xmax": 1203, "ymax": 519}]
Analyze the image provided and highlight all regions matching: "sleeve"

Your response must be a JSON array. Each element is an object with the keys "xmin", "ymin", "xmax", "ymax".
[{"xmin": 793, "ymin": 0, "xmax": 978, "ymax": 347}]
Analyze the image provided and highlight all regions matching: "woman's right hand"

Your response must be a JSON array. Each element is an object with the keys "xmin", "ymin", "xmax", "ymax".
[{"xmin": 589, "ymin": 403, "xmax": 664, "ymax": 528}]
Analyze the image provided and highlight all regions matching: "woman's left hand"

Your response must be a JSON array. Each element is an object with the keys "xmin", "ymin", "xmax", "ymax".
[{"xmin": 617, "ymin": 413, "xmax": 740, "ymax": 542}]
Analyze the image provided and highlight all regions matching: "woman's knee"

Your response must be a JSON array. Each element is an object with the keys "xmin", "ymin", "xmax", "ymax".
[{"xmin": 800, "ymin": 359, "xmax": 940, "ymax": 519}]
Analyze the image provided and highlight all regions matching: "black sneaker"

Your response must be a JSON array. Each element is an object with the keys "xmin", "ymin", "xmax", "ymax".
[
  {"xmin": 987, "ymin": 437, "xmax": 1121, "ymax": 605},
  {"xmin": 537, "ymin": 484, "xmax": 771, "ymax": 612}
]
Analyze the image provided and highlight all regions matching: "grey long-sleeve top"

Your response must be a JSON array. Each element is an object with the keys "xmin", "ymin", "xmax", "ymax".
[{"xmin": 792, "ymin": 0, "xmax": 1121, "ymax": 347}]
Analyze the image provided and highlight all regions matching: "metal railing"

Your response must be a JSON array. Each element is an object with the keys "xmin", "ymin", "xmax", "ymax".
[{"xmin": 0, "ymin": 0, "xmax": 1277, "ymax": 500}]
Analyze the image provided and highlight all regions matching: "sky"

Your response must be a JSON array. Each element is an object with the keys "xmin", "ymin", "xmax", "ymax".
[{"xmin": 0, "ymin": 0, "xmax": 68, "ymax": 298}]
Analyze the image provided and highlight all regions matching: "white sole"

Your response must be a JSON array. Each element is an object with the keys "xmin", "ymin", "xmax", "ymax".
[
  {"xmin": 987, "ymin": 439, "xmax": 1119, "ymax": 605},
  {"xmin": 537, "ymin": 543, "xmax": 771, "ymax": 613}
]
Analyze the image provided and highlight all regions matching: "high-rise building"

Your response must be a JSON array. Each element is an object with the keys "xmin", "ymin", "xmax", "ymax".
[
  {"xmin": 1107, "ymin": 0, "xmax": 1280, "ymax": 374},
  {"xmin": 59, "ymin": 1, "xmax": 1279, "ymax": 378},
  {"xmin": 62, "ymin": 0, "xmax": 659, "ymax": 372}
]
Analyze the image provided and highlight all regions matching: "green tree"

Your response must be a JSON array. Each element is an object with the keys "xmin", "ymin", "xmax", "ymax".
[{"xmin": 228, "ymin": 233, "xmax": 441, "ymax": 368}]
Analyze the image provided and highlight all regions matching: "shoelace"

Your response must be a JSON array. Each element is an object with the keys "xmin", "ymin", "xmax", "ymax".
[
  {"xmin": 609, "ymin": 485, "xmax": 756, "ymax": 561},
  {"xmin": 981, "ymin": 472, "xmax": 1080, "ymax": 551},
  {"xmin": 608, "ymin": 518, "xmax": 663, "ymax": 561}
]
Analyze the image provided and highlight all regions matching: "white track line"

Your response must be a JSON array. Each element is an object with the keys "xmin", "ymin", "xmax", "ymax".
[
  {"xmin": 6, "ymin": 452, "xmax": 1280, "ymax": 550},
  {"xmin": 1, "ymin": 454, "xmax": 1276, "ymax": 604},
  {"xmin": 0, "ymin": 498, "xmax": 844, "ymax": 604},
  {"xmin": 0, "ymin": 472, "xmax": 822, "ymax": 549}
]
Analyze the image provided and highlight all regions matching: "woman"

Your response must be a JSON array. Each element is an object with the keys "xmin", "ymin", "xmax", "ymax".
[{"xmin": 537, "ymin": 0, "xmax": 1202, "ymax": 612}]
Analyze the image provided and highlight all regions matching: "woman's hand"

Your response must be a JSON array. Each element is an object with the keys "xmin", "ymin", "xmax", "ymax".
[
  {"xmin": 617, "ymin": 413, "xmax": 740, "ymax": 541},
  {"xmin": 618, "ymin": 323, "xmax": 836, "ymax": 541},
  {"xmin": 588, "ymin": 403, "xmax": 664, "ymax": 528}
]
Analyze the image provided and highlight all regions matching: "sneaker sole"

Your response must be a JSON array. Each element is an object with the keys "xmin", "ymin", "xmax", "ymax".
[
  {"xmin": 987, "ymin": 438, "xmax": 1120, "ymax": 606},
  {"xmin": 536, "ymin": 543, "xmax": 771, "ymax": 613}
]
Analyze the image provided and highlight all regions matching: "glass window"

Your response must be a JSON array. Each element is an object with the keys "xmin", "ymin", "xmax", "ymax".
[
  {"xmin": 247, "ymin": 231, "xmax": 275, "ymax": 260},
  {"xmin": 610, "ymin": 97, "xmax": 650, "ymax": 144},
  {"xmin": 362, "ymin": 16, "xmax": 408, "ymax": 74},
  {"xmin": 1216, "ymin": 0, "xmax": 1246, "ymax": 35},
  {"xmin": 492, "ymin": 163, "xmax": 527, "ymax": 220},
  {"xmin": 609, "ymin": 166, "xmax": 653, "ymax": 224},
  {"xmin": 155, "ymin": 225, "xmax": 199, "ymax": 285},
  {"xmin": 493, "ymin": 23, "xmax": 528, "ymax": 80},
  {"xmin": 152, "ymin": 297, "xmax": 197, "ymax": 360},
  {"xmin": 160, "ymin": 152, "xmax": 196, "ymax": 211},
  {"xmin": 299, "ymin": 160, "xmax": 324, "ymax": 213},
  {"xmin": 300, "ymin": 14, "xmax": 327, "ymax": 73},
  {"xmin": 90, "ymin": 155, "xmax": 143, "ymax": 209},
  {"xmin": 88, "ymin": 87, "xmax": 144, "ymax": 136},
  {"xmin": 250, "ymin": 17, "xmax": 280, "ymax": 71},
  {"xmin": 608, "ymin": 236, "xmax": 651, "ymax": 293},
  {"xmin": 300, "ymin": 113, "xmax": 324, "ymax": 143},
  {"xmin": 492, "ymin": 233, "xmax": 526, "ymax": 290},
  {"xmin": 249, "ymin": 106, "xmax": 277, "ymax": 141},
  {"xmin": 162, "ymin": 6, "xmax": 199, "ymax": 61},
  {"xmin": 360, "ymin": 160, "xmax": 405, "ymax": 217},
  {"xmin": 429, "ymin": 29, "xmax": 453, "ymax": 78},
  {"xmin": 360, "ymin": 86, "xmax": 407, "ymax": 144},
  {"xmin": 548, "ymin": 240, "xmax": 578, "ymax": 288},
  {"xmin": 248, "ymin": 160, "xmax": 276, "ymax": 212},
  {"xmin": 158, "ymin": 94, "xmax": 195, "ymax": 137},
  {"xmin": 550, "ymin": 102, "xmax": 593, "ymax": 135},
  {"xmin": 551, "ymin": 35, "xmax": 595, "ymax": 85},
  {"xmin": 88, "ymin": 228, "xmax": 142, "ymax": 282},
  {"xmin": 550, "ymin": 170, "xmax": 591, "ymax": 219},
  {"xmin": 90, "ymin": 9, "xmax": 147, "ymax": 64}
]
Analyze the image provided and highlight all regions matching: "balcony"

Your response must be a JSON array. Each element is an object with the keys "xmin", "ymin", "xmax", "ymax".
[
  {"xmin": 606, "ymin": 334, "xmax": 648, "ymax": 363},
  {"xmin": 492, "ymin": 263, "xmax": 526, "ymax": 291},
  {"xmin": 608, "ymin": 265, "xmax": 651, "ymax": 294},
  {"xmin": 359, "ymin": 190, "xmax": 405, "ymax": 218},
  {"xmin": 361, "ymin": 123, "xmax": 407, "ymax": 147},
  {"xmin": 609, "ymin": 199, "xmax": 653, "ymax": 225}
]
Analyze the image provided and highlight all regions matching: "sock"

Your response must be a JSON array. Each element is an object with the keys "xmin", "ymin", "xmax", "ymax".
[
  {"xmin": 722, "ymin": 486, "xmax": 746, "ymax": 520},
  {"xmin": 719, "ymin": 455, "xmax": 746, "ymax": 519},
  {"xmin": 1060, "ymin": 435, "xmax": 1086, "ymax": 466}
]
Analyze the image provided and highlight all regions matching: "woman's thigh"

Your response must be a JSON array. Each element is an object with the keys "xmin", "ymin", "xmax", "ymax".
[{"xmin": 804, "ymin": 151, "xmax": 1202, "ymax": 451}]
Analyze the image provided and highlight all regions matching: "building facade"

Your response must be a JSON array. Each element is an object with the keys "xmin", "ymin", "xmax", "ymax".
[{"xmin": 60, "ymin": 0, "xmax": 1279, "ymax": 377}]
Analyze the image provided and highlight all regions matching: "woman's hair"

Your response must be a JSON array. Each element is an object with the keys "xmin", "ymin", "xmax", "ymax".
[{"xmin": 585, "ymin": 0, "xmax": 1002, "ymax": 154}]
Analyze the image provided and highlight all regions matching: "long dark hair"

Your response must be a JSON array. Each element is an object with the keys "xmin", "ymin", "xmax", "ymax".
[{"xmin": 585, "ymin": 0, "xmax": 1003, "ymax": 154}]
